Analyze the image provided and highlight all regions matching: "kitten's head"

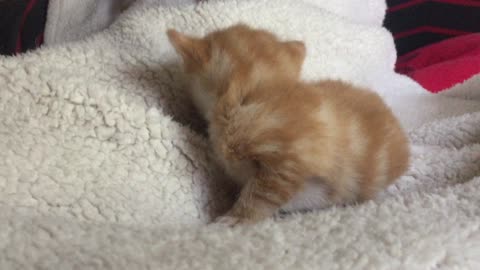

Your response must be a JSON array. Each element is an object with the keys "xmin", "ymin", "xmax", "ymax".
[{"xmin": 167, "ymin": 24, "xmax": 306, "ymax": 97}]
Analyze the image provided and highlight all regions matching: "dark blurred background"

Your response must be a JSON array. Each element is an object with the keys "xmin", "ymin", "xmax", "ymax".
[
  {"xmin": 0, "ymin": 0, "xmax": 48, "ymax": 55},
  {"xmin": 383, "ymin": 0, "xmax": 480, "ymax": 56}
]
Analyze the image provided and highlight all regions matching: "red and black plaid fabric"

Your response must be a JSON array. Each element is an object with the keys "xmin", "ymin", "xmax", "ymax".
[
  {"xmin": 0, "ymin": 0, "xmax": 48, "ymax": 56},
  {"xmin": 384, "ymin": 0, "xmax": 480, "ymax": 56}
]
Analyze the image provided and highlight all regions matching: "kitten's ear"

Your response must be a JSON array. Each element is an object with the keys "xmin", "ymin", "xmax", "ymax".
[
  {"xmin": 167, "ymin": 29, "xmax": 211, "ymax": 70},
  {"xmin": 284, "ymin": 40, "xmax": 306, "ymax": 60}
]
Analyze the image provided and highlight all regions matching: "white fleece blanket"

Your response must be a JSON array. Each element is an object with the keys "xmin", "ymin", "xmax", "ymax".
[
  {"xmin": 43, "ymin": 0, "xmax": 385, "ymax": 45},
  {"xmin": 1, "ymin": 0, "xmax": 479, "ymax": 269},
  {"xmin": 44, "ymin": 0, "xmax": 198, "ymax": 45}
]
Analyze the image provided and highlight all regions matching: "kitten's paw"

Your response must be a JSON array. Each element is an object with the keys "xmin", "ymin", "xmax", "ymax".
[{"xmin": 214, "ymin": 215, "xmax": 241, "ymax": 227}]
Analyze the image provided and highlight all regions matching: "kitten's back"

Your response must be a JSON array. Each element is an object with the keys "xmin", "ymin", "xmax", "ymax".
[{"xmin": 215, "ymin": 79, "xmax": 409, "ymax": 203}]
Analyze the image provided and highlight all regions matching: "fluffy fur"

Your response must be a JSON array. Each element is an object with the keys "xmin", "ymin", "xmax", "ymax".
[{"xmin": 167, "ymin": 24, "xmax": 410, "ymax": 225}]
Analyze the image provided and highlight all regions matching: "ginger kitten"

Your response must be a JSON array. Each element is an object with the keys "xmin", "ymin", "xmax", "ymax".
[{"xmin": 167, "ymin": 24, "xmax": 410, "ymax": 225}]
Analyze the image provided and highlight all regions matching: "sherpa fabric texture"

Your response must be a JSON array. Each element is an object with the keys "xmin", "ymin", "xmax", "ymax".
[{"xmin": 0, "ymin": 0, "xmax": 479, "ymax": 269}]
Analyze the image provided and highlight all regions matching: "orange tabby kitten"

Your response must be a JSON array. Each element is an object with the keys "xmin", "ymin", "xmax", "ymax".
[{"xmin": 167, "ymin": 24, "xmax": 410, "ymax": 225}]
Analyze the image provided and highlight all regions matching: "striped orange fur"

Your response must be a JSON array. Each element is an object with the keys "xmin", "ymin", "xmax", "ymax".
[{"xmin": 167, "ymin": 24, "xmax": 410, "ymax": 225}]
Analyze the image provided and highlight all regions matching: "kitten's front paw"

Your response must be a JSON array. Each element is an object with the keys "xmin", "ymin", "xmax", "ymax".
[{"xmin": 214, "ymin": 215, "xmax": 241, "ymax": 227}]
